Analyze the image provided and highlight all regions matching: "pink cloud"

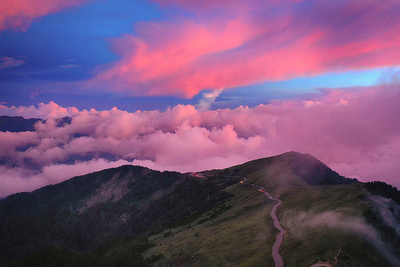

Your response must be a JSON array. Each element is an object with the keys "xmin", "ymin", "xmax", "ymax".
[
  {"xmin": 0, "ymin": 56, "xmax": 25, "ymax": 69},
  {"xmin": 1, "ymin": 85, "xmax": 399, "ymax": 197},
  {"xmin": 151, "ymin": 0, "xmax": 304, "ymax": 12},
  {"xmin": 95, "ymin": 18, "xmax": 263, "ymax": 97},
  {"xmin": 0, "ymin": 0, "xmax": 92, "ymax": 31},
  {"xmin": 0, "ymin": 131, "xmax": 38, "ymax": 160},
  {"xmin": 91, "ymin": 0, "xmax": 400, "ymax": 97},
  {"xmin": 0, "ymin": 101, "xmax": 80, "ymax": 119}
]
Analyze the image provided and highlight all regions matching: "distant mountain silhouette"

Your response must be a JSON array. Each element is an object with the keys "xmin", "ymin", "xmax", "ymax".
[
  {"xmin": 0, "ymin": 115, "xmax": 42, "ymax": 132},
  {"xmin": 0, "ymin": 115, "xmax": 73, "ymax": 132}
]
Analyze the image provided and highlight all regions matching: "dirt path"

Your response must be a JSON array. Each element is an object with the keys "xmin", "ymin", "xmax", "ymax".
[
  {"xmin": 196, "ymin": 175, "xmax": 287, "ymax": 266},
  {"xmin": 263, "ymin": 190, "xmax": 285, "ymax": 267},
  {"xmin": 240, "ymin": 179, "xmax": 286, "ymax": 267}
]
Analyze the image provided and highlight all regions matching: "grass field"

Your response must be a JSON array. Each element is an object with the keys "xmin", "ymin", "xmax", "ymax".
[{"xmin": 144, "ymin": 182, "xmax": 280, "ymax": 266}]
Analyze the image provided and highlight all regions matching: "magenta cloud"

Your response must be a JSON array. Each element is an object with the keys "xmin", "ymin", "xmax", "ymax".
[
  {"xmin": 0, "ymin": 0, "xmax": 92, "ymax": 31},
  {"xmin": 0, "ymin": 85, "xmax": 399, "ymax": 197},
  {"xmin": 91, "ymin": 0, "xmax": 400, "ymax": 97}
]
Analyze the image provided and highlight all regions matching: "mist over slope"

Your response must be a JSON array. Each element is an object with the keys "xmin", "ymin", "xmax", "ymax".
[{"xmin": 1, "ymin": 151, "xmax": 399, "ymax": 266}]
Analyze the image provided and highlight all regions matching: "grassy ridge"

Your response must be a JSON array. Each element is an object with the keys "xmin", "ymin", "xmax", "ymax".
[
  {"xmin": 144, "ymin": 183, "xmax": 278, "ymax": 266},
  {"xmin": 1, "ymin": 152, "xmax": 397, "ymax": 266},
  {"xmin": 143, "ymin": 153, "xmax": 394, "ymax": 266}
]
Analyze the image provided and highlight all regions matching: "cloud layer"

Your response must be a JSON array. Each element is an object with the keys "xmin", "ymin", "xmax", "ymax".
[
  {"xmin": 0, "ymin": 101, "xmax": 79, "ymax": 119},
  {"xmin": 92, "ymin": 0, "xmax": 400, "ymax": 97},
  {"xmin": 0, "ymin": 85, "xmax": 399, "ymax": 197}
]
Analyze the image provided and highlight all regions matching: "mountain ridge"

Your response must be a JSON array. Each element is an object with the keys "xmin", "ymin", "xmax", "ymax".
[
  {"xmin": 0, "ymin": 115, "xmax": 42, "ymax": 132},
  {"xmin": 1, "ymin": 152, "xmax": 399, "ymax": 266}
]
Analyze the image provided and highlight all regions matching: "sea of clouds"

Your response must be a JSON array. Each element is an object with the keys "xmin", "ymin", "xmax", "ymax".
[{"xmin": 0, "ymin": 85, "xmax": 399, "ymax": 197}]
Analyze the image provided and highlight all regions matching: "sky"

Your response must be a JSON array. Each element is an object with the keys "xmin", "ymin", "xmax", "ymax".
[{"xmin": 0, "ymin": 0, "xmax": 399, "ymax": 197}]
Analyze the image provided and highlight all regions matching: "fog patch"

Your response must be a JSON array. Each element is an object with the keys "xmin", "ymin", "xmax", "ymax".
[
  {"xmin": 283, "ymin": 210, "xmax": 400, "ymax": 266},
  {"xmin": 368, "ymin": 195, "xmax": 400, "ymax": 236}
]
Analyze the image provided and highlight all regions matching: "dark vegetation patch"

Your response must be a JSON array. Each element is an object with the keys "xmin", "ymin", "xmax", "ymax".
[
  {"xmin": 2, "ymin": 236, "xmax": 154, "ymax": 267},
  {"xmin": 0, "ymin": 164, "xmax": 237, "ymax": 265},
  {"xmin": 363, "ymin": 205, "xmax": 400, "ymax": 259},
  {"xmin": 121, "ymin": 176, "xmax": 234, "ymax": 236},
  {"xmin": 364, "ymin": 181, "xmax": 400, "ymax": 204},
  {"xmin": 363, "ymin": 181, "xmax": 400, "ymax": 258}
]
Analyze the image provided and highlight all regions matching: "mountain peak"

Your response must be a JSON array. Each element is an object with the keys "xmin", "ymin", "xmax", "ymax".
[{"xmin": 283, "ymin": 151, "xmax": 357, "ymax": 186}]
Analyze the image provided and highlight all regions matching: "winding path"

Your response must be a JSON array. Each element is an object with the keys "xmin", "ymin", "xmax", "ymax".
[
  {"xmin": 195, "ymin": 174, "xmax": 286, "ymax": 266},
  {"xmin": 263, "ymin": 191, "xmax": 285, "ymax": 267},
  {"xmin": 240, "ymin": 178, "xmax": 286, "ymax": 267}
]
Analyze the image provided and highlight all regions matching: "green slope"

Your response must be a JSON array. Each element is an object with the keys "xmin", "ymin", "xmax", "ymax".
[{"xmin": 143, "ymin": 152, "xmax": 399, "ymax": 266}]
